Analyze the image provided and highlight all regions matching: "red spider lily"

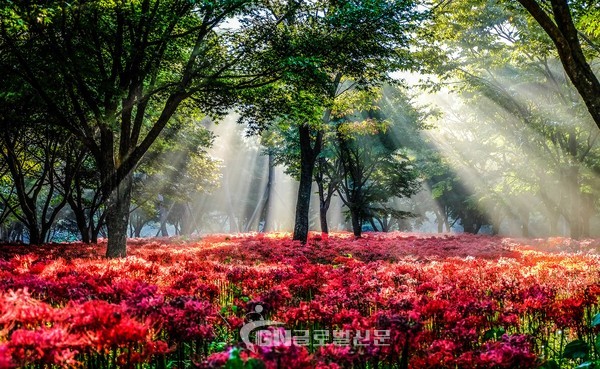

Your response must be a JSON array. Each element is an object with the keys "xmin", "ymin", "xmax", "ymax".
[{"xmin": 0, "ymin": 232, "xmax": 599, "ymax": 367}]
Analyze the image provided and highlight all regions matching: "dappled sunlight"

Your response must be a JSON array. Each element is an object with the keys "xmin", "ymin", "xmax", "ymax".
[
  {"xmin": 191, "ymin": 116, "xmax": 305, "ymax": 233},
  {"xmin": 413, "ymin": 81, "xmax": 600, "ymax": 237}
]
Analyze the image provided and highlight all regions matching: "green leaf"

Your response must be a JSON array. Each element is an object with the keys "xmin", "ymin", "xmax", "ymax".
[
  {"xmin": 591, "ymin": 313, "xmax": 600, "ymax": 327},
  {"xmin": 226, "ymin": 348, "xmax": 244, "ymax": 369},
  {"xmin": 538, "ymin": 361, "xmax": 559, "ymax": 369},
  {"xmin": 225, "ymin": 357, "xmax": 244, "ymax": 369},
  {"xmin": 245, "ymin": 358, "xmax": 266, "ymax": 369},
  {"xmin": 563, "ymin": 340, "xmax": 589, "ymax": 360},
  {"xmin": 483, "ymin": 327, "xmax": 505, "ymax": 341}
]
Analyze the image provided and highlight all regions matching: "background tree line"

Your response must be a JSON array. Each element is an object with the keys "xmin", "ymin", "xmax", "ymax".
[{"xmin": 0, "ymin": 0, "xmax": 599, "ymax": 256}]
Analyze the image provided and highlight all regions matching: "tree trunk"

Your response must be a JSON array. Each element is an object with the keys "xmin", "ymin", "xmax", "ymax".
[
  {"xmin": 368, "ymin": 217, "xmax": 379, "ymax": 232},
  {"xmin": 462, "ymin": 216, "xmax": 476, "ymax": 234},
  {"xmin": 158, "ymin": 202, "xmax": 169, "ymax": 237},
  {"xmin": 434, "ymin": 210, "xmax": 444, "ymax": 233},
  {"xmin": 134, "ymin": 222, "xmax": 143, "ymax": 237},
  {"xmin": 181, "ymin": 202, "xmax": 199, "ymax": 235},
  {"xmin": 293, "ymin": 123, "xmax": 323, "ymax": 243},
  {"xmin": 261, "ymin": 153, "xmax": 274, "ymax": 232},
  {"xmin": 317, "ymin": 178, "xmax": 332, "ymax": 234},
  {"xmin": 68, "ymin": 199, "xmax": 91, "ymax": 243},
  {"xmin": 28, "ymin": 226, "xmax": 42, "ymax": 245},
  {"xmin": 293, "ymin": 151, "xmax": 316, "ymax": 243},
  {"xmin": 319, "ymin": 204, "xmax": 329, "ymax": 234},
  {"xmin": 350, "ymin": 208, "xmax": 362, "ymax": 237},
  {"xmin": 91, "ymin": 226, "xmax": 100, "ymax": 244},
  {"xmin": 105, "ymin": 173, "xmax": 133, "ymax": 258}
]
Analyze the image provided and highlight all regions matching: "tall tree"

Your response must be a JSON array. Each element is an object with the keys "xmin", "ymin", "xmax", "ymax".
[
  {"xmin": 334, "ymin": 111, "xmax": 420, "ymax": 237},
  {"xmin": 1, "ymin": 0, "xmax": 281, "ymax": 256},
  {"xmin": 239, "ymin": 0, "xmax": 425, "ymax": 243}
]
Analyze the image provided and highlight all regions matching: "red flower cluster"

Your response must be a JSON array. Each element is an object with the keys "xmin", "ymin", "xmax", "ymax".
[{"xmin": 0, "ymin": 232, "xmax": 599, "ymax": 368}]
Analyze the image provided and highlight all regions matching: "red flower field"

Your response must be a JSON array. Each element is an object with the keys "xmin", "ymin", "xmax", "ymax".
[{"xmin": 1, "ymin": 232, "xmax": 600, "ymax": 368}]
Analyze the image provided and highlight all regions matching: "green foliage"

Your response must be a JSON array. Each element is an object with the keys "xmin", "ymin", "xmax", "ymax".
[
  {"xmin": 225, "ymin": 348, "xmax": 266, "ymax": 369},
  {"xmin": 579, "ymin": 8, "xmax": 600, "ymax": 37}
]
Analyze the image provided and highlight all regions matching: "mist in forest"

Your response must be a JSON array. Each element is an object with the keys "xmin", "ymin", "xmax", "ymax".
[{"xmin": 413, "ymin": 65, "xmax": 600, "ymax": 238}]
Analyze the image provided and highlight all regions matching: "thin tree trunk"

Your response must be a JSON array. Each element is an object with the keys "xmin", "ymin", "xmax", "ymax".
[
  {"xmin": 434, "ymin": 210, "xmax": 444, "ymax": 233},
  {"xmin": 261, "ymin": 153, "xmax": 274, "ymax": 232},
  {"xmin": 351, "ymin": 208, "xmax": 361, "ymax": 237},
  {"xmin": 159, "ymin": 202, "xmax": 169, "ymax": 237},
  {"xmin": 69, "ymin": 198, "xmax": 91, "ymax": 243},
  {"xmin": 368, "ymin": 217, "xmax": 379, "ymax": 232},
  {"xmin": 319, "ymin": 204, "xmax": 329, "ymax": 234}
]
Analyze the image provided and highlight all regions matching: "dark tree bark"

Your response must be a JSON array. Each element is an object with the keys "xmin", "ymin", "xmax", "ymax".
[
  {"xmin": 517, "ymin": 0, "xmax": 600, "ymax": 129},
  {"xmin": 349, "ymin": 208, "xmax": 362, "ymax": 237},
  {"xmin": 461, "ymin": 217, "xmax": 476, "ymax": 234},
  {"xmin": 105, "ymin": 173, "xmax": 133, "ymax": 258},
  {"xmin": 334, "ymin": 126, "xmax": 369, "ymax": 239},
  {"xmin": 91, "ymin": 214, "xmax": 105, "ymax": 244},
  {"xmin": 261, "ymin": 153, "xmax": 274, "ymax": 232},
  {"xmin": 293, "ymin": 73, "xmax": 340, "ymax": 243},
  {"xmin": 315, "ymin": 156, "xmax": 338, "ymax": 234},
  {"xmin": 62, "ymin": 149, "xmax": 105, "ymax": 243},
  {"xmin": 293, "ymin": 124, "xmax": 323, "ymax": 243},
  {"xmin": 368, "ymin": 217, "xmax": 380, "ymax": 232},
  {"xmin": 73, "ymin": 203, "xmax": 91, "ymax": 243}
]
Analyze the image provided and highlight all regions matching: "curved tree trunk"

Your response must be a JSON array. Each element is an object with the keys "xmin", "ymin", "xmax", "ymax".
[{"xmin": 517, "ymin": 0, "xmax": 600, "ymax": 129}]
